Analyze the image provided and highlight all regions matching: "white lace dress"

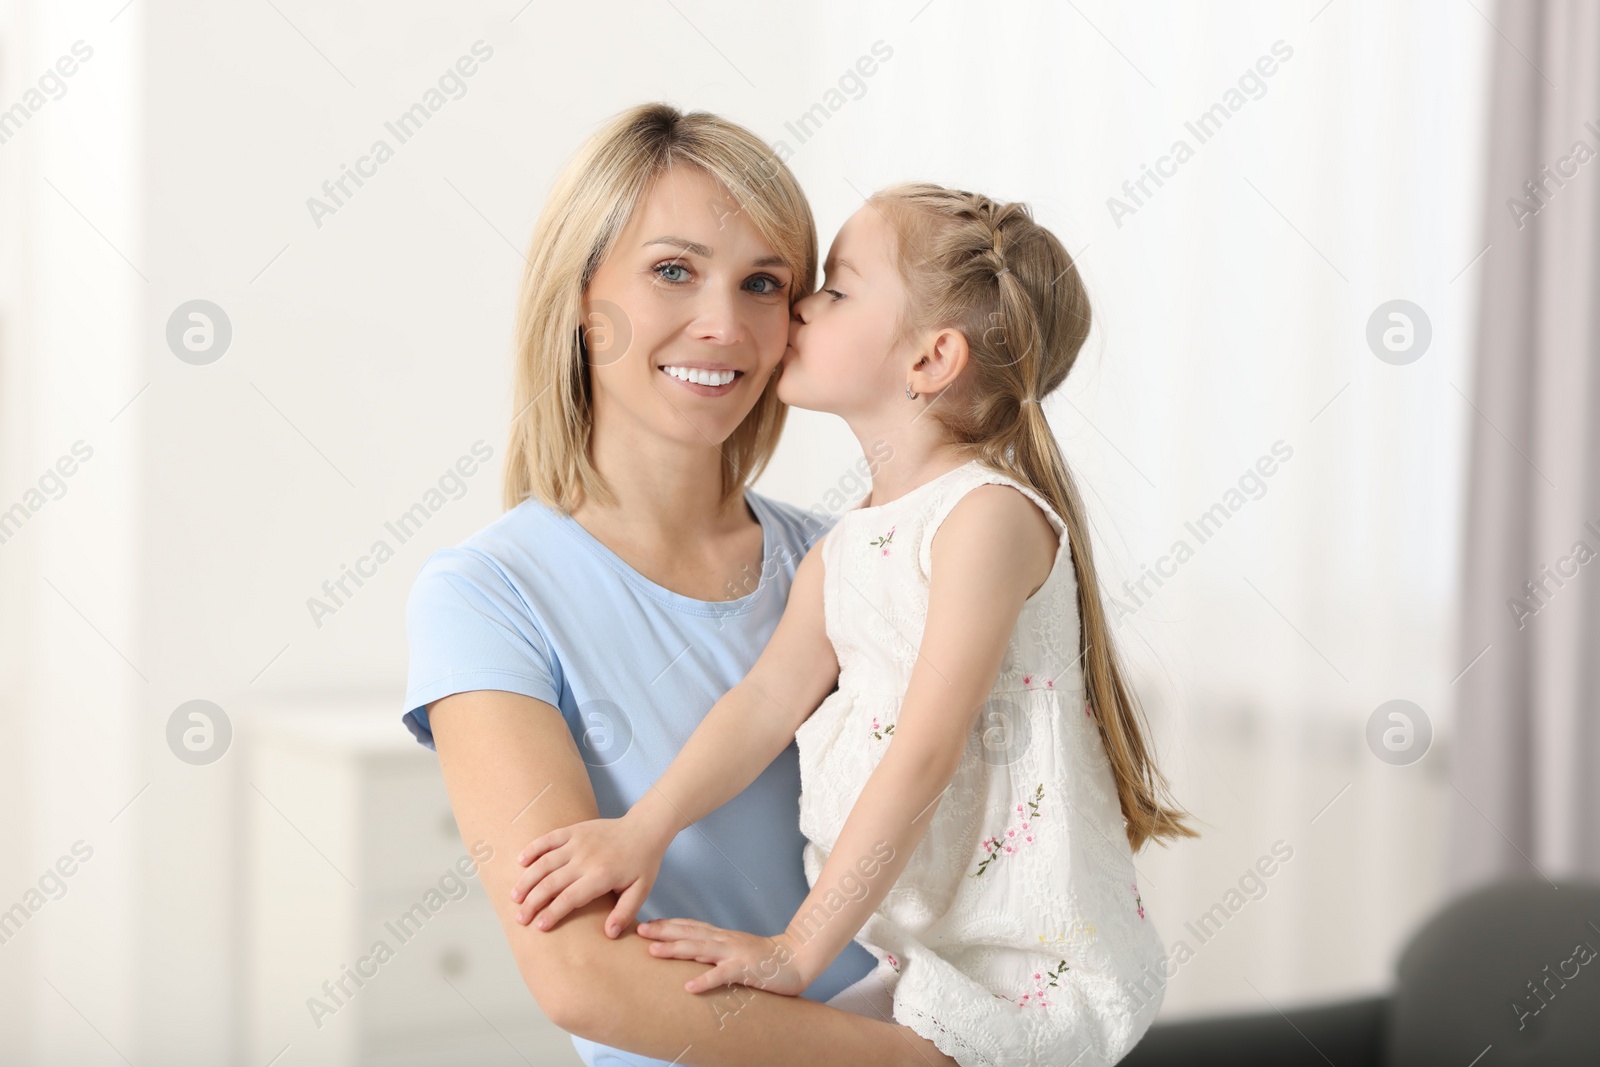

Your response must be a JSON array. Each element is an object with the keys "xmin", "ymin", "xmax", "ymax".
[{"xmin": 794, "ymin": 459, "xmax": 1167, "ymax": 1066}]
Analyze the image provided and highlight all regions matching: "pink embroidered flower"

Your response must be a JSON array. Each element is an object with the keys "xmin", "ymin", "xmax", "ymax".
[
  {"xmin": 870, "ymin": 716, "xmax": 896, "ymax": 741},
  {"xmin": 1000, "ymin": 960, "xmax": 1070, "ymax": 1008},
  {"xmin": 1132, "ymin": 882, "xmax": 1146, "ymax": 920},
  {"xmin": 1022, "ymin": 674, "xmax": 1033, "ymax": 686},
  {"xmin": 972, "ymin": 784, "xmax": 1045, "ymax": 877},
  {"xmin": 886, "ymin": 953, "xmax": 899, "ymax": 971},
  {"xmin": 869, "ymin": 525, "xmax": 895, "ymax": 555}
]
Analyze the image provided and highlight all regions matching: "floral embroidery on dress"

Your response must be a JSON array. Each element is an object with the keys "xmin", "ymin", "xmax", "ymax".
[
  {"xmin": 868, "ymin": 524, "xmax": 896, "ymax": 555},
  {"xmin": 871, "ymin": 715, "xmax": 896, "ymax": 741},
  {"xmin": 994, "ymin": 960, "xmax": 1070, "ymax": 1007},
  {"xmin": 886, "ymin": 952, "xmax": 900, "ymax": 972},
  {"xmin": 1132, "ymin": 882, "xmax": 1145, "ymax": 919},
  {"xmin": 971, "ymin": 783, "xmax": 1044, "ymax": 877},
  {"xmin": 1021, "ymin": 672, "xmax": 1054, "ymax": 690}
]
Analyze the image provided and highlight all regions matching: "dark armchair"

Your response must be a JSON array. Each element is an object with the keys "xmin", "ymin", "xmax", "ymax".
[{"xmin": 1122, "ymin": 878, "xmax": 1600, "ymax": 1066}]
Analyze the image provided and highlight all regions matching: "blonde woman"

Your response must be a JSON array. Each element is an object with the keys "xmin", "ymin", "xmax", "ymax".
[{"xmin": 402, "ymin": 105, "xmax": 957, "ymax": 1065}]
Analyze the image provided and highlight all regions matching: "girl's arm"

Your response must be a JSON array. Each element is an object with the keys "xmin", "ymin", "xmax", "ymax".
[
  {"xmin": 511, "ymin": 539, "xmax": 839, "ymax": 932},
  {"xmin": 628, "ymin": 538, "xmax": 839, "ymax": 844},
  {"xmin": 781, "ymin": 485, "xmax": 1058, "ymax": 984},
  {"xmin": 429, "ymin": 686, "xmax": 955, "ymax": 1066}
]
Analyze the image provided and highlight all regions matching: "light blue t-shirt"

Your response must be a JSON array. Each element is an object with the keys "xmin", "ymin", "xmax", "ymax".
[{"xmin": 402, "ymin": 489, "xmax": 874, "ymax": 1067}]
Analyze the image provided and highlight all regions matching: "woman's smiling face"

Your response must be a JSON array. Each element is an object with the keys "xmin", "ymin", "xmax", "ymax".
[
  {"xmin": 780, "ymin": 203, "xmax": 911, "ymax": 417},
  {"xmin": 582, "ymin": 165, "xmax": 796, "ymax": 449}
]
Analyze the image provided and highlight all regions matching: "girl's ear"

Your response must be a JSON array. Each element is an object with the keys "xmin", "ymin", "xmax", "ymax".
[{"xmin": 910, "ymin": 327, "xmax": 969, "ymax": 396}]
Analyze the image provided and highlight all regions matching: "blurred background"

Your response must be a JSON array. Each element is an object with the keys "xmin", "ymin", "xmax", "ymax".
[{"xmin": 2, "ymin": 0, "xmax": 1596, "ymax": 1064}]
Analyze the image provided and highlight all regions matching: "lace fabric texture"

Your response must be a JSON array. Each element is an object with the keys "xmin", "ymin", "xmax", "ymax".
[{"xmin": 795, "ymin": 460, "xmax": 1167, "ymax": 1066}]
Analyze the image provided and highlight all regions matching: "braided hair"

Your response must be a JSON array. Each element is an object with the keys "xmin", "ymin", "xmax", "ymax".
[{"xmin": 872, "ymin": 182, "xmax": 1197, "ymax": 852}]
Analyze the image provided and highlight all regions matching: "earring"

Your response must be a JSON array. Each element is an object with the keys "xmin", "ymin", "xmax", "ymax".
[{"xmin": 907, "ymin": 356, "xmax": 928, "ymax": 399}]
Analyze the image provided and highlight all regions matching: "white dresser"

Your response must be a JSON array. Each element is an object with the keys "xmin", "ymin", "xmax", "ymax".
[{"xmin": 243, "ymin": 700, "xmax": 583, "ymax": 1066}]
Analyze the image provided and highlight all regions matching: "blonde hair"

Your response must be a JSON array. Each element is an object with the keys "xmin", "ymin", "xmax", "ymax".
[
  {"xmin": 872, "ymin": 182, "xmax": 1197, "ymax": 852},
  {"xmin": 503, "ymin": 103, "xmax": 818, "ymax": 512}
]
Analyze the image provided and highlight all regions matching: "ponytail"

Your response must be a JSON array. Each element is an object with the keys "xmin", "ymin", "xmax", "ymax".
[{"xmin": 873, "ymin": 182, "xmax": 1198, "ymax": 852}]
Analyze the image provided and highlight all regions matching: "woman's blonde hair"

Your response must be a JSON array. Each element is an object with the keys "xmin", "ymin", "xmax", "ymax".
[
  {"xmin": 503, "ymin": 103, "xmax": 817, "ymax": 512},
  {"xmin": 873, "ymin": 182, "xmax": 1197, "ymax": 853}
]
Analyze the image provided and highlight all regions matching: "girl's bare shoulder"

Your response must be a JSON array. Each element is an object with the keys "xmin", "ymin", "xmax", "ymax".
[{"xmin": 929, "ymin": 483, "xmax": 1058, "ymax": 591}]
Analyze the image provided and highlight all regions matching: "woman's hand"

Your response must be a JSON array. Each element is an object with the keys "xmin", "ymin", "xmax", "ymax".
[
  {"xmin": 511, "ymin": 813, "xmax": 670, "ymax": 936},
  {"xmin": 637, "ymin": 919, "xmax": 813, "ymax": 997}
]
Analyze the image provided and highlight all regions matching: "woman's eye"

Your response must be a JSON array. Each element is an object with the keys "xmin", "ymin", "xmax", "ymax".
[
  {"xmin": 824, "ymin": 288, "xmax": 845, "ymax": 300},
  {"xmin": 653, "ymin": 262, "xmax": 690, "ymax": 283},
  {"xmin": 746, "ymin": 274, "xmax": 788, "ymax": 296}
]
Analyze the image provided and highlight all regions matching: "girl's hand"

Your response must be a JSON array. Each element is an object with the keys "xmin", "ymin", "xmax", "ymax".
[
  {"xmin": 637, "ymin": 919, "xmax": 812, "ymax": 997},
  {"xmin": 511, "ymin": 814, "xmax": 668, "ymax": 936}
]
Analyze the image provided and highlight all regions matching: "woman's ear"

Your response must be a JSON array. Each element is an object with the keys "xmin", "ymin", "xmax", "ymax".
[{"xmin": 909, "ymin": 327, "xmax": 969, "ymax": 396}]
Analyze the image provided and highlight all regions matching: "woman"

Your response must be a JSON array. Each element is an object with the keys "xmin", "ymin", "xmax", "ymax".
[{"xmin": 402, "ymin": 103, "xmax": 957, "ymax": 1066}]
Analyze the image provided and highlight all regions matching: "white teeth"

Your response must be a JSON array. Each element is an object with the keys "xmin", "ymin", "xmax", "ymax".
[{"xmin": 662, "ymin": 366, "xmax": 737, "ymax": 387}]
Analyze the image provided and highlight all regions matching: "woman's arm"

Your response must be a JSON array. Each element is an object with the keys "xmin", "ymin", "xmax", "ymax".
[{"xmin": 429, "ymin": 685, "xmax": 955, "ymax": 1066}]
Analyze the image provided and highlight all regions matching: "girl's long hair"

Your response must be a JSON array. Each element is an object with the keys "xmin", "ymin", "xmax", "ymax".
[
  {"xmin": 502, "ymin": 103, "xmax": 818, "ymax": 513},
  {"xmin": 874, "ymin": 182, "xmax": 1197, "ymax": 852}
]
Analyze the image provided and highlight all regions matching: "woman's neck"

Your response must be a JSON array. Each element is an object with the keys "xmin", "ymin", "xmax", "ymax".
[{"xmin": 575, "ymin": 403, "xmax": 749, "ymax": 542}]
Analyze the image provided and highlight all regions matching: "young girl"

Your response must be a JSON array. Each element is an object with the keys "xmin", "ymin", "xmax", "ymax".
[{"xmin": 509, "ymin": 182, "xmax": 1196, "ymax": 1066}]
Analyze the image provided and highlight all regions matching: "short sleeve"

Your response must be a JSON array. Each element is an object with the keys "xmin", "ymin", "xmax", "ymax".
[{"xmin": 402, "ymin": 546, "xmax": 563, "ymax": 750}]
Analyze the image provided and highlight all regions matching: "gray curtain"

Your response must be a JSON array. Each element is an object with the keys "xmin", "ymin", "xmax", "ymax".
[{"xmin": 1448, "ymin": 0, "xmax": 1600, "ymax": 891}]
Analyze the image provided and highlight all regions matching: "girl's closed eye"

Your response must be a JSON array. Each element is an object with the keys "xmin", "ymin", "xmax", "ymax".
[{"xmin": 823, "ymin": 287, "xmax": 846, "ymax": 300}]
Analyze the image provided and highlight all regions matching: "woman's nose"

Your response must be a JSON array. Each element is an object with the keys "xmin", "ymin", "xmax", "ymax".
[{"xmin": 690, "ymin": 286, "xmax": 742, "ymax": 344}]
